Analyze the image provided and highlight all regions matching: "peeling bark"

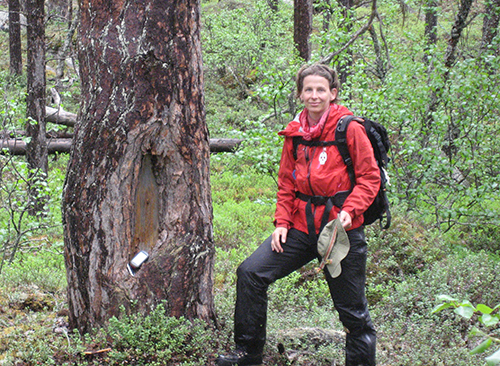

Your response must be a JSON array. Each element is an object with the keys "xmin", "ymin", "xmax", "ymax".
[{"xmin": 63, "ymin": 0, "xmax": 214, "ymax": 333}]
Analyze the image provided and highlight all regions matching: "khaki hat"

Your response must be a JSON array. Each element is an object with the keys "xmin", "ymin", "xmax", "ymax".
[{"xmin": 316, "ymin": 219, "xmax": 350, "ymax": 278}]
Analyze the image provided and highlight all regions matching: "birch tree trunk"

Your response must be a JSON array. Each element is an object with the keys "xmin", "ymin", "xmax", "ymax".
[{"xmin": 63, "ymin": 0, "xmax": 214, "ymax": 334}]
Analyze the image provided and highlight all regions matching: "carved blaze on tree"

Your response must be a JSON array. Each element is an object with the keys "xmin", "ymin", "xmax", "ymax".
[{"xmin": 62, "ymin": 0, "xmax": 214, "ymax": 333}]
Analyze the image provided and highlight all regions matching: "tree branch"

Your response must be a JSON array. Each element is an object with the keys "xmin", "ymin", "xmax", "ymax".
[{"xmin": 320, "ymin": 0, "xmax": 378, "ymax": 65}]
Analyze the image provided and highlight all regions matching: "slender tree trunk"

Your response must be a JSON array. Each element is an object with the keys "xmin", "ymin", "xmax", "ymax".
[
  {"xmin": 9, "ymin": 0, "xmax": 23, "ymax": 76},
  {"xmin": 443, "ymin": 0, "xmax": 473, "ymax": 70},
  {"xmin": 63, "ymin": 0, "xmax": 214, "ymax": 334},
  {"xmin": 368, "ymin": 25, "xmax": 384, "ymax": 80},
  {"xmin": 322, "ymin": 0, "xmax": 332, "ymax": 31},
  {"xmin": 26, "ymin": 0, "xmax": 47, "ymax": 215},
  {"xmin": 337, "ymin": 0, "xmax": 354, "ymax": 84},
  {"xmin": 480, "ymin": 0, "xmax": 500, "ymax": 56},
  {"xmin": 294, "ymin": 0, "xmax": 312, "ymax": 61},
  {"xmin": 55, "ymin": 9, "xmax": 78, "ymax": 80},
  {"xmin": 423, "ymin": 0, "xmax": 438, "ymax": 64},
  {"xmin": 424, "ymin": 0, "xmax": 438, "ymax": 45},
  {"xmin": 267, "ymin": 0, "xmax": 278, "ymax": 12},
  {"xmin": 424, "ymin": 0, "xmax": 473, "ymax": 153}
]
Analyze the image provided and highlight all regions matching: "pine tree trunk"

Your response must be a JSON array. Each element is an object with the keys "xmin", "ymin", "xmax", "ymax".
[
  {"xmin": 294, "ymin": 0, "xmax": 312, "ymax": 61},
  {"xmin": 26, "ymin": 0, "xmax": 47, "ymax": 214},
  {"xmin": 9, "ymin": 0, "xmax": 23, "ymax": 76},
  {"xmin": 63, "ymin": 0, "xmax": 214, "ymax": 334}
]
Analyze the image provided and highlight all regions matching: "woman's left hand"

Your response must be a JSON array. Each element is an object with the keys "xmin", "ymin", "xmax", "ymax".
[{"xmin": 338, "ymin": 210, "xmax": 352, "ymax": 229}]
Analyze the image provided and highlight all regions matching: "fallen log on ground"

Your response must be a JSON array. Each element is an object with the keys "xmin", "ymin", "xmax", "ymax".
[
  {"xmin": 45, "ymin": 106, "xmax": 77, "ymax": 127},
  {"xmin": 0, "ymin": 138, "xmax": 243, "ymax": 155},
  {"xmin": 0, "ymin": 130, "xmax": 73, "ymax": 139}
]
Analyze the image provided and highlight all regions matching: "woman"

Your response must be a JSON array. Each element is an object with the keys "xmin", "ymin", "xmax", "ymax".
[{"xmin": 217, "ymin": 63, "xmax": 380, "ymax": 366}]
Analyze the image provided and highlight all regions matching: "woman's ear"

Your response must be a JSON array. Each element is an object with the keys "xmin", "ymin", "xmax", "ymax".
[{"xmin": 330, "ymin": 88, "xmax": 338, "ymax": 102}]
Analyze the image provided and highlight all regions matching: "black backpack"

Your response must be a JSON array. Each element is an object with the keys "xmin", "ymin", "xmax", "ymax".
[
  {"xmin": 336, "ymin": 115, "xmax": 391, "ymax": 229},
  {"xmin": 293, "ymin": 115, "xmax": 391, "ymax": 230}
]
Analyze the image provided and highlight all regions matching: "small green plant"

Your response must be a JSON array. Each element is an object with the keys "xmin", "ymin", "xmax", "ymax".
[
  {"xmin": 0, "ymin": 249, "xmax": 66, "ymax": 292},
  {"xmin": 432, "ymin": 295, "xmax": 500, "ymax": 366},
  {"xmin": 102, "ymin": 303, "xmax": 215, "ymax": 365}
]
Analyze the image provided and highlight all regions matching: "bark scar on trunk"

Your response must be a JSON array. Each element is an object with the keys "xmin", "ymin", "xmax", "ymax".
[{"xmin": 130, "ymin": 154, "xmax": 159, "ymax": 262}]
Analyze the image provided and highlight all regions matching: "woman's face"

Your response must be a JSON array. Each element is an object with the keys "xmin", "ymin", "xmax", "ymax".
[{"xmin": 300, "ymin": 75, "xmax": 338, "ymax": 122}]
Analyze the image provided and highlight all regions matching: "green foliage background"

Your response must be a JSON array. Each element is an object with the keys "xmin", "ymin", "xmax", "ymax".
[{"xmin": 1, "ymin": 0, "xmax": 500, "ymax": 364}]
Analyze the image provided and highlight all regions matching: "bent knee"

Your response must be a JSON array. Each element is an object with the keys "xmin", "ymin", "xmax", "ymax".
[{"xmin": 237, "ymin": 259, "xmax": 275, "ymax": 287}]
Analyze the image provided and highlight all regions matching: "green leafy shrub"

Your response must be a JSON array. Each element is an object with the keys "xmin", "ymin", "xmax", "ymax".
[
  {"xmin": 374, "ymin": 251, "xmax": 500, "ymax": 365},
  {"xmin": 0, "ymin": 249, "xmax": 66, "ymax": 293},
  {"xmin": 100, "ymin": 304, "xmax": 213, "ymax": 365},
  {"xmin": 365, "ymin": 210, "xmax": 446, "ymax": 303},
  {"xmin": 457, "ymin": 224, "xmax": 500, "ymax": 255},
  {"xmin": 433, "ymin": 295, "xmax": 500, "ymax": 366},
  {"xmin": 201, "ymin": 0, "xmax": 294, "ymax": 94},
  {"xmin": 0, "ymin": 155, "xmax": 65, "ymax": 272}
]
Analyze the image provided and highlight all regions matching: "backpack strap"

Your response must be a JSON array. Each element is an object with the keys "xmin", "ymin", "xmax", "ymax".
[
  {"xmin": 335, "ymin": 115, "xmax": 359, "ymax": 188},
  {"xmin": 292, "ymin": 136, "xmax": 338, "ymax": 161}
]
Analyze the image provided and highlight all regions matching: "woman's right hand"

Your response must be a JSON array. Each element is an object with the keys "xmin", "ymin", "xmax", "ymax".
[{"xmin": 271, "ymin": 227, "xmax": 288, "ymax": 253}]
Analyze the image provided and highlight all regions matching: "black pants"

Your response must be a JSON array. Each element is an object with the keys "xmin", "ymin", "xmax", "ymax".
[{"xmin": 234, "ymin": 227, "xmax": 376, "ymax": 366}]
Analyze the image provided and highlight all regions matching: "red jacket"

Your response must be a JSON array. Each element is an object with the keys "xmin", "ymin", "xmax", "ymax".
[{"xmin": 274, "ymin": 103, "xmax": 380, "ymax": 233}]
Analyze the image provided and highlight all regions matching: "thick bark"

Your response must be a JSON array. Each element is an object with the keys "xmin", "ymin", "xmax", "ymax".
[
  {"xmin": 9, "ymin": 0, "xmax": 23, "ymax": 76},
  {"xmin": 294, "ymin": 0, "xmax": 312, "ymax": 61},
  {"xmin": 26, "ymin": 0, "xmax": 47, "ymax": 214},
  {"xmin": 368, "ymin": 24, "xmax": 386, "ymax": 80},
  {"xmin": 63, "ymin": 0, "xmax": 214, "ymax": 334}
]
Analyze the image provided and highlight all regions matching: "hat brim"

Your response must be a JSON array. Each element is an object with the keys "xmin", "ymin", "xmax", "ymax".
[{"xmin": 317, "ymin": 219, "xmax": 350, "ymax": 278}]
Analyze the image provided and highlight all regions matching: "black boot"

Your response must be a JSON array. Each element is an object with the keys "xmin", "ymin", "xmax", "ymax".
[{"xmin": 216, "ymin": 347, "xmax": 263, "ymax": 366}]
